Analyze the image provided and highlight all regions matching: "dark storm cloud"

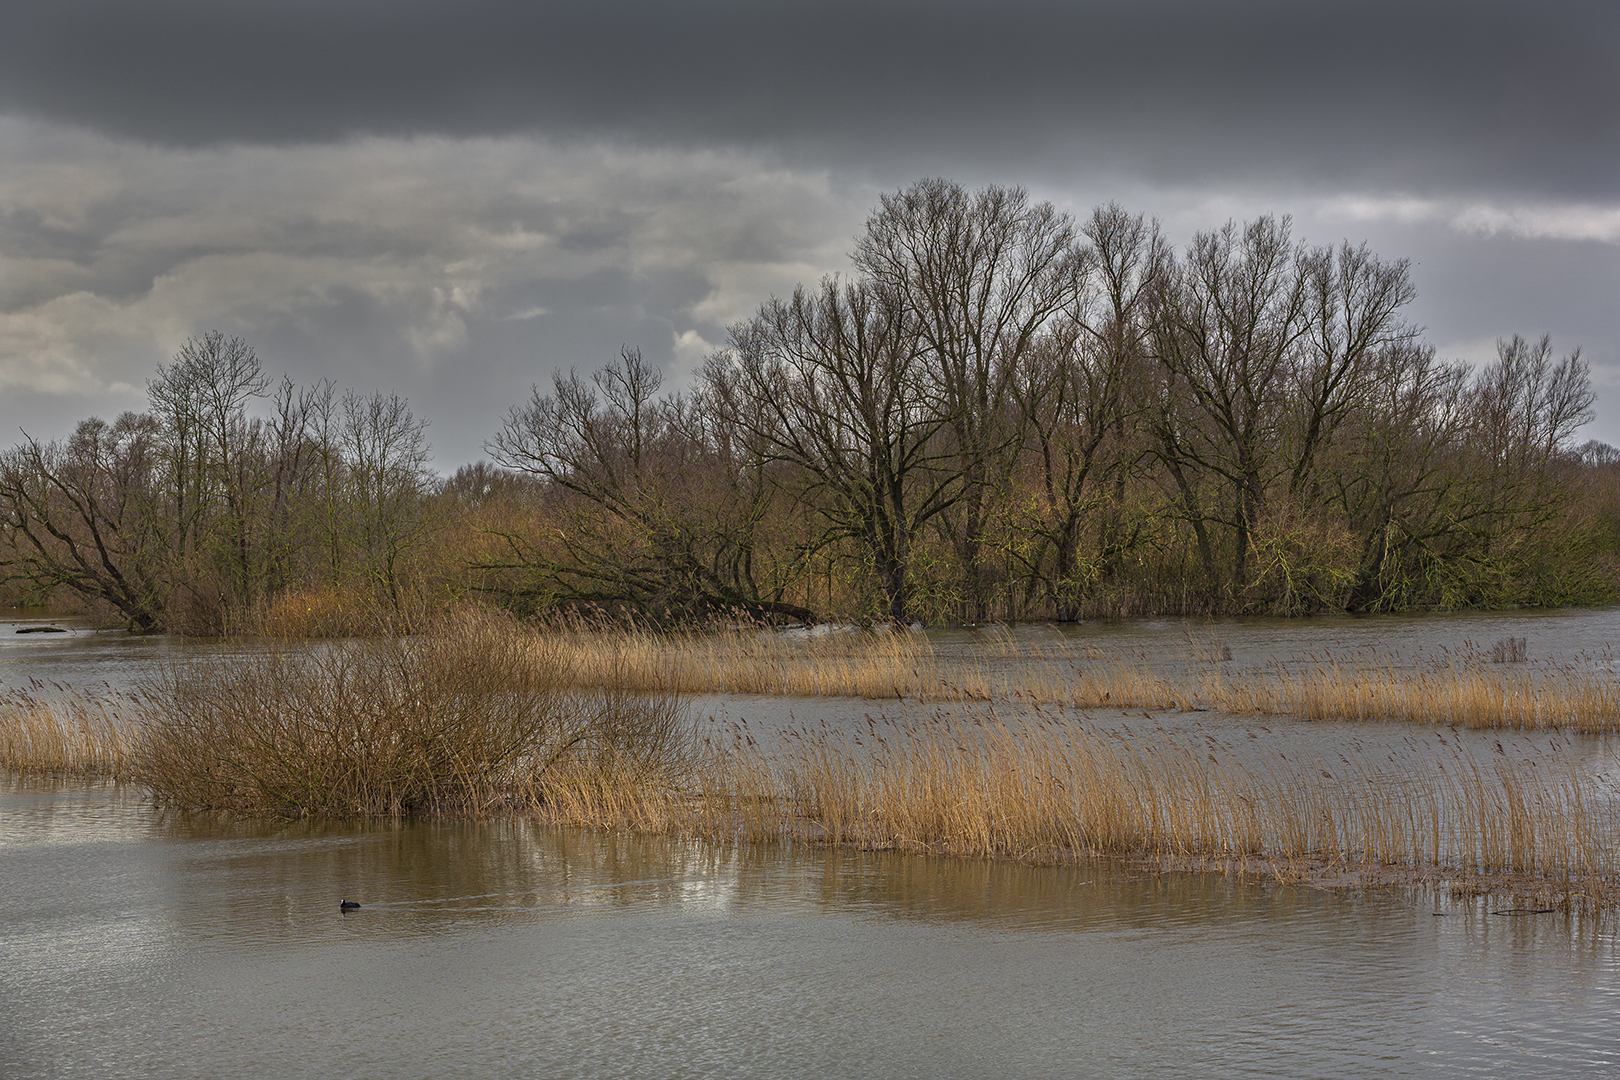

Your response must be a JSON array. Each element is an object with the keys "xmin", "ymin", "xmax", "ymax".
[{"xmin": 2, "ymin": 0, "xmax": 1616, "ymax": 198}]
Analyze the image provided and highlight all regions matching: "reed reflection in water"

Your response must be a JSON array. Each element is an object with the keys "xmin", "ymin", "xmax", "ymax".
[{"xmin": 4, "ymin": 779, "xmax": 1619, "ymax": 1078}]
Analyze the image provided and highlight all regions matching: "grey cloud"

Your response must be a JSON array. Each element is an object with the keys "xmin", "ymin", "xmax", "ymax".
[
  {"xmin": 1, "ymin": 1, "xmax": 1615, "ymax": 199},
  {"xmin": 240, "ymin": 273, "xmax": 720, "ymax": 468},
  {"xmin": 0, "ymin": 128, "xmax": 865, "ymax": 466}
]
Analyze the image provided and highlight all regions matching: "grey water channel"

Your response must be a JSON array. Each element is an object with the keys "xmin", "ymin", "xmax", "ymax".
[{"xmin": 6, "ymin": 610, "xmax": 1620, "ymax": 1076}]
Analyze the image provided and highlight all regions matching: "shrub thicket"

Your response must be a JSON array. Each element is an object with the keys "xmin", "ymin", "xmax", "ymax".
[{"xmin": 136, "ymin": 610, "xmax": 689, "ymax": 817}]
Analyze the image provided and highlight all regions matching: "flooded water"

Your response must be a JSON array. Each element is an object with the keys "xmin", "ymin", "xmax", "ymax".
[
  {"xmin": 6, "ymin": 609, "xmax": 1620, "ymax": 1076},
  {"xmin": 934, "ymin": 606, "xmax": 1620, "ymax": 670},
  {"xmin": 5, "ymin": 778, "xmax": 1620, "ymax": 1078},
  {"xmin": 8, "ymin": 605, "xmax": 1620, "ymax": 695}
]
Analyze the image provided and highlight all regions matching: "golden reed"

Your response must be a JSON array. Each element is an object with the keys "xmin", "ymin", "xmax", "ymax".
[
  {"xmin": 529, "ymin": 710, "xmax": 1619, "ymax": 907},
  {"xmin": 532, "ymin": 623, "xmax": 1620, "ymax": 732},
  {"xmin": 7, "ymin": 616, "xmax": 1620, "ymax": 904},
  {"xmin": 0, "ymin": 685, "xmax": 139, "ymax": 778}
]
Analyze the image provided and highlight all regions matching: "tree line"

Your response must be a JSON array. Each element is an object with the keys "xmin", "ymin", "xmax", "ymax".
[
  {"xmin": 3, "ymin": 180, "xmax": 1616, "ymax": 631},
  {"xmin": 485, "ymin": 181, "xmax": 1611, "ymax": 624},
  {"xmin": 0, "ymin": 333, "xmax": 436, "ymax": 632}
]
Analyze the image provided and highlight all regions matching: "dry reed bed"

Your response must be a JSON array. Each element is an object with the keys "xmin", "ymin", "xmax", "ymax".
[
  {"xmin": 8, "ymin": 616, "xmax": 1620, "ymax": 904},
  {"xmin": 518, "ymin": 627, "xmax": 1620, "ymax": 902},
  {"xmin": 1207, "ymin": 659, "xmax": 1620, "ymax": 731},
  {"xmin": 539, "ymin": 624, "xmax": 946, "ymax": 699},
  {"xmin": 571, "ymin": 710, "xmax": 1619, "ymax": 905},
  {"xmin": 534, "ymin": 626, "xmax": 1620, "ymax": 732},
  {"xmin": 0, "ymin": 685, "xmax": 140, "ymax": 778}
]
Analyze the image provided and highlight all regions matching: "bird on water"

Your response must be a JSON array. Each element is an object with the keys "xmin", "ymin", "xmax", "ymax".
[{"xmin": 339, "ymin": 900, "xmax": 361, "ymax": 911}]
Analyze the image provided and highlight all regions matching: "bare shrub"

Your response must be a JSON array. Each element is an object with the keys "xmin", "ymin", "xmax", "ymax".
[{"xmin": 136, "ymin": 609, "xmax": 690, "ymax": 818}]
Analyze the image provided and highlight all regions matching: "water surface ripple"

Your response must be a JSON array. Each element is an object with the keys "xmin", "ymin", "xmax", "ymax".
[{"xmin": 4, "ymin": 780, "xmax": 1619, "ymax": 1078}]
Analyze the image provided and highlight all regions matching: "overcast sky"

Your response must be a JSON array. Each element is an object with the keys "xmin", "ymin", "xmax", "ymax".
[{"xmin": 2, "ymin": 0, "xmax": 1616, "ymax": 468}]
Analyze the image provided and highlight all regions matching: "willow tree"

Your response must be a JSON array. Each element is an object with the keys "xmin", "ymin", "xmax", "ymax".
[
  {"xmin": 489, "ymin": 347, "xmax": 809, "ymax": 621},
  {"xmin": 707, "ymin": 279, "xmax": 959, "ymax": 623}
]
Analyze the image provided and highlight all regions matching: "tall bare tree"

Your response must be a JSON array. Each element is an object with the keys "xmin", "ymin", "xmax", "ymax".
[
  {"xmin": 854, "ymin": 180, "xmax": 1086, "ymax": 618},
  {"xmin": 342, "ymin": 390, "xmax": 434, "ymax": 610},
  {"xmin": 710, "ymin": 279, "xmax": 959, "ymax": 622},
  {"xmin": 1287, "ymin": 241, "xmax": 1419, "ymax": 498},
  {"xmin": 1015, "ymin": 205, "xmax": 1165, "ymax": 616},
  {"xmin": 147, "ymin": 332, "xmax": 271, "ymax": 613},
  {"xmin": 490, "ymin": 347, "xmax": 810, "ymax": 620},
  {"xmin": 1149, "ymin": 217, "xmax": 1312, "ymax": 587}
]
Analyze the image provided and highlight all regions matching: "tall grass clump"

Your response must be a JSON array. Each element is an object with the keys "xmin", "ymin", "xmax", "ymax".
[
  {"xmin": 0, "ymin": 685, "xmax": 138, "ymax": 778},
  {"xmin": 1491, "ymin": 636, "xmax": 1529, "ymax": 663},
  {"xmin": 137, "ymin": 610, "xmax": 690, "ymax": 818}
]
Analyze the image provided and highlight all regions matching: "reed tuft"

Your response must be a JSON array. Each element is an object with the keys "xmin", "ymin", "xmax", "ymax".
[
  {"xmin": 0, "ymin": 687, "xmax": 139, "ymax": 778},
  {"xmin": 1491, "ymin": 636, "xmax": 1529, "ymax": 663}
]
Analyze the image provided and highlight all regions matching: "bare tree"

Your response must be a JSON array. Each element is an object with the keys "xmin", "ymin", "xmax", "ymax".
[
  {"xmin": 1014, "ymin": 205, "xmax": 1165, "ymax": 617},
  {"xmin": 490, "ymin": 347, "xmax": 810, "ymax": 621},
  {"xmin": 341, "ymin": 390, "xmax": 434, "ymax": 611},
  {"xmin": 1468, "ymin": 334, "xmax": 1594, "ymax": 468},
  {"xmin": 710, "ymin": 279, "xmax": 960, "ymax": 622},
  {"xmin": 0, "ymin": 414, "xmax": 168, "ymax": 629},
  {"xmin": 147, "ymin": 332, "xmax": 271, "ymax": 611},
  {"xmin": 1460, "ymin": 334, "xmax": 1595, "ymax": 558},
  {"xmin": 1149, "ymin": 217, "xmax": 1312, "ymax": 587},
  {"xmin": 1287, "ymin": 242, "xmax": 1419, "ymax": 497},
  {"xmin": 854, "ymin": 179, "xmax": 1086, "ymax": 618},
  {"xmin": 1328, "ymin": 342, "xmax": 1471, "ymax": 609}
]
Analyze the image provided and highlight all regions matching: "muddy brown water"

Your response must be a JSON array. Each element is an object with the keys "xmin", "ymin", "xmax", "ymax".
[{"xmin": 6, "ymin": 610, "xmax": 1620, "ymax": 1076}]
